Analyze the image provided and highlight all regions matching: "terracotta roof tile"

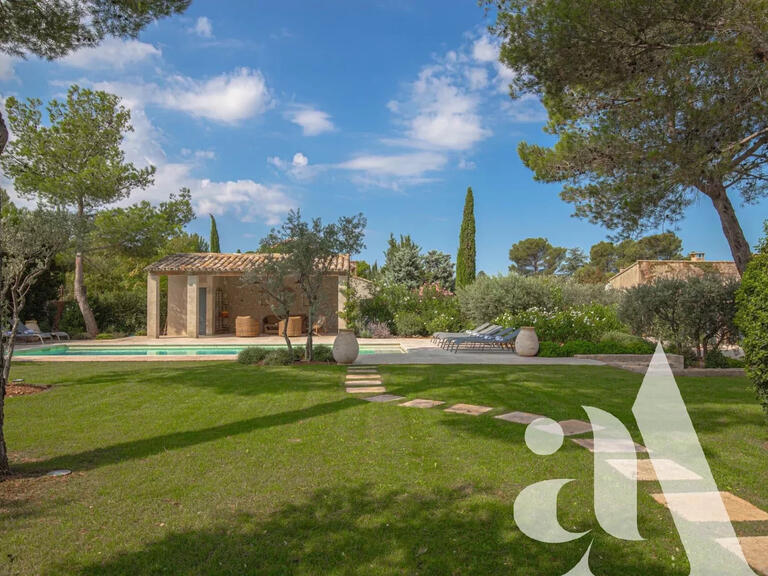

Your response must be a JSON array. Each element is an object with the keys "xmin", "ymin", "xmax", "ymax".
[{"xmin": 146, "ymin": 253, "xmax": 350, "ymax": 274}]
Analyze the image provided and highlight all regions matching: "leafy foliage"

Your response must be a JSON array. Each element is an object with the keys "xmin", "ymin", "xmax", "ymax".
[
  {"xmin": 621, "ymin": 276, "xmax": 740, "ymax": 361},
  {"xmin": 736, "ymin": 229, "xmax": 768, "ymax": 415},
  {"xmin": 209, "ymin": 214, "xmax": 220, "ymax": 253},
  {"xmin": 0, "ymin": 0, "xmax": 190, "ymax": 58},
  {"xmin": 456, "ymin": 273, "xmax": 618, "ymax": 325},
  {"xmin": 508, "ymin": 237, "xmax": 566, "ymax": 275},
  {"xmin": 456, "ymin": 187, "xmax": 476, "ymax": 288},
  {"xmin": 496, "ymin": 304, "xmax": 626, "ymax": 343},
  {"xmin": 489, "ymin": 0, "xmax": 767, "ymax": 272},
  {"xmin": 383, "ymin": 234, "xmax": 423, "ymax": 289},
  {"xmin": 538, "ymin": 339, "xmax": 655, "ymax": 357},
  {"xmin": 421, "ymin": 250, "xmax": 454, "ymax": 291}
]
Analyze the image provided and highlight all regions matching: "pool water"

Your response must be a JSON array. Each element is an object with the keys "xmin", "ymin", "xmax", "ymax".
[{"xmin": 16, "ymin": 344, "xmax": 404, "ymax": 357}]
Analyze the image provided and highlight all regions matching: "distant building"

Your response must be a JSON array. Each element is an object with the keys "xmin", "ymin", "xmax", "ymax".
[{"xmin": 607, "ymin": 253, "xmax": 740, "ymax": 290}]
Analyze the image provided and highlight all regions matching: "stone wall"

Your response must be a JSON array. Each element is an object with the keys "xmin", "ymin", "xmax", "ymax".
[{"xmin": 609, "ymin": 260, "xmax": 740, "ymax": 290}]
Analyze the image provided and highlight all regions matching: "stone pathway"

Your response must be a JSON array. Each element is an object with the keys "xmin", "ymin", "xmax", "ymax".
[{"xmin": 346, "ymin": 367, "xmax": 768, "ymax": 574}]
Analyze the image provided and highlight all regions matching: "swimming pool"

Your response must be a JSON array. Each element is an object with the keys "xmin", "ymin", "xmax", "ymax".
[{"xmin": 15, "ymin": 343, "xmax": 405, "ymax": 359}]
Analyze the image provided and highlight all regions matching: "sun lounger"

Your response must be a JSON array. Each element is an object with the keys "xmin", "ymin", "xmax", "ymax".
[
  {"xmin": 438, "ymin": 325, "xmax": 505, "ymax": 349},
  {"xmin": 447, "ymin": 327, "xmax": 520, "ymax": 353},
  {"xmin": 431, "ymin": 322, "xmax": 492, "ymax": 343}
]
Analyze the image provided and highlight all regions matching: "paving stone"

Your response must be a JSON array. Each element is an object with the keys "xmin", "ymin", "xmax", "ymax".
[
  {"xmin": 717, "ymin": 537, "xmax": 768, "ymax": 576},
  {"xmin": 652, "ymin": 492, "xmax": 768, "ymax": 523},
  {"xmin": 532, "ymin": 419, "xmax": 600, "ymax": 437},
  {"xmin": 494, "ymin": 411, "xmax": 545, "ymax": 424},
  {"xmin": 346, "ymin": 374, "xmax": 382, "ymax": 380},
  {"xmin": 344, "ymin": 380, "xmax": 383, "ymax": 386},
  {"xmin": 347, "ymin": 368, "xmax": 379, "ymax": 373},
  {"xmin": 399, "ymin": 398, "xmax": 445, "ymax": 409},
  {"xmin": 363, "ymin": 394, "xmax": 405, "ymax": 403},
  {"xmin": 606, "ymin": 458, "xmax": 702, "ymax": 481},
  {"xmin": 346, "ymin": 386, "xmax": 386, "ymax": 394},
  {"xmin": 444, "ymin": 403, "xmax": 494, "ymax": 416},
  {"xmin": 571, "ymin": 438, "xmax": 648, "ymax": 453}
]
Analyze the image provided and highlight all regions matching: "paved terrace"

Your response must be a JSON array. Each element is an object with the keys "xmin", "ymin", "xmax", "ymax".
[{"xmin": 13, "ymin": 335, "xmax": 605, "ymax": 366}]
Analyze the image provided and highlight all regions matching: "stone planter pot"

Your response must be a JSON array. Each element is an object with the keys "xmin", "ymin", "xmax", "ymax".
[
  {"xmin": 333, "ymin": 329, "xmax": 359, "ymax": 364},
  {"xmin": 515, "ymin": 326, "xmax": 539, "ymax": 357}
]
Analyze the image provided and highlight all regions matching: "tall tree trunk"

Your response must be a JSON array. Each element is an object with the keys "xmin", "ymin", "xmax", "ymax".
[
  {"xmin": 704, "ymin": 181, "xmax": 752, "ymax": 275},
  {"xmin": 74, "ymin": 253, "xmax": 99, "ymax": 337},
  {"xmin": 0, "ymin": 111, "xmax": 7, "ymax": 475},
  {"xmin": 306, "ymin": 307, "xmax": 314, "ymax": 362}
]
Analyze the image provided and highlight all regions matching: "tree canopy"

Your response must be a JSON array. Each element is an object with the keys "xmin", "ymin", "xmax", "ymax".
[
  {"xmin": 508, "ymin": 237, "xmax": 566, "ymax": 275},
  {"xmin": 0, "ymin": 0, "xmax": 191, "ymax": 59},
  {"xmin": 489, "ymin": 0, "xmax": 768, "ymax": 274}
]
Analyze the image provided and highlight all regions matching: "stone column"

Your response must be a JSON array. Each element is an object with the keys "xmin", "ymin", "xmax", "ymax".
[
  {"xmin": 186, "ymin": 275, "xmax": 199, "ymax": 338},
  {"xmin": 147, "ymin": 273, "xmax": 160, "ymax": 339},
  {"xmin": 337, "ymin": 275, "xmax": 348, "ymax": 330}
]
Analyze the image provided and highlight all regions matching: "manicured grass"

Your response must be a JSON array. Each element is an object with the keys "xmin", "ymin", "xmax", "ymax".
[{"xmin": 1, "ymin": 362, "xmax": 766, "ymax": 575}]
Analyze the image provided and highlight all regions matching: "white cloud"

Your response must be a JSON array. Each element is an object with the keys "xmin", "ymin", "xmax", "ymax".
[
  {"xmin": 84, "ymin": 81, "xmax": 293, "ymax": 224},
  {"xmin": 192, "ymin": 17, "xmax": 213, "ymax": 38},
  {"xmin": 472, "ymin": 35, "xmax": 498, "ymax": 63},
  {"xmin": 288, "ymin": 107, "xmax": 335, "ymax": 136},
  {"xmin": 93, "ymin": 68, "xmax": 271, "ymax": 124},
  {"xmin": 396, "ymin": 65, "xmax": 491, "ymax": 151},
  {"xmin": 158, "ymin": 68, "xmax": 271, "ymax": 123},
  {"xmin": 337, "ymin": 152, "xmax": 446, "ymax": 178},
  {"xmin": 60, "ymin": 37, "xmax": 161, "ymax": 69},
  {"xmin": 0, "ymin": 53, "xmax": 16, "ymax": 81},
  {"xmin": 292, "ymin": 152, "xmax": 308, "ymax": 167},
  {"xmin": 465, "ymin": 67, "xmax": 489, "ymax": 90}
]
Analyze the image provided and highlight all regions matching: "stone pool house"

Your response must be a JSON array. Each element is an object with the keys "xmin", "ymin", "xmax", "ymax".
[
  {"xmin": 145, "ymin": 253, "xmax": 368, "ymax": 338},
  {"xmin": 607, "ymin": 252, "xmax": 740, "ymax": 290}
]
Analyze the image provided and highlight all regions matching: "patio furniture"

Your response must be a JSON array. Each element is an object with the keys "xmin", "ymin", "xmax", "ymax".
[
  {"xmin": 235, "ymin": 316, "xmax": 260, "ymax": 337},
  {"xmin": 312, "ymin": 315, "xmax": 327, "ymax": 335},
  {"xmin": 438, "ymin": 325, "xmax": 504, "ymax": 349},
  {"xmin": 262, "ymin": 315, "xmax": 280, "ymax": 335},
  {"xmin": 279, "ymin": 315, "xmax": 304, "ymax": 337},
  {"xmin": 3, "ymin": 324, "xmax": 49, "ymax": 344},
  {"xmin": 25, "ymin": 320, "xmax": 60, "ymax": 341},
  {"xmin": 432, "ymin": 322, "xmax": 493, "ymax": 344},
  {"xmin": 446, "ymin": 327, "xmax": 520, "ymax": 353}
]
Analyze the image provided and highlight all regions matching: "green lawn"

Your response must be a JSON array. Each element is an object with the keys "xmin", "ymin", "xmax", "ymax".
[{"xmin": 1, "ymin": 362, "xmax": 766, "ymax": 575}]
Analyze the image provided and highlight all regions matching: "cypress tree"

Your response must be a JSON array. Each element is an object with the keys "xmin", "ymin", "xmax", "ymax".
[
  {"xmin": 209, "ymin": 214, "xmax": 221, "ymax": 253},
  {"xmin": 456, "ymin": 187, "xmax": 476, "ymax": 288}
]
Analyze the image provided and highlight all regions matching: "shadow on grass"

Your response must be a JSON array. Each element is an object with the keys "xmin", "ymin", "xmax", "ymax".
[
  {"xmin": 20, "ymin": 398, "xmax": 358, "ymax": 474},
  {"xmin": 53, "ymin": 483, "xmax": 686, "ymax": 576}
]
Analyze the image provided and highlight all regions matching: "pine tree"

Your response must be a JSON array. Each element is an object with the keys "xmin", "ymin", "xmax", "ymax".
[
  {"xmin": 209, "ymin": 214, "xmax": 220, "ymax": 253},
  {"xmin": 456, "ymin": 187, "xmax": 476, "ymax": 288}
]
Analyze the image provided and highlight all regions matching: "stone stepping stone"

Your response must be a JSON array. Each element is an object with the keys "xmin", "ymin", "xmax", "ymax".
[
  {"xmin": 344, "ymin": 380, "xmax": 383, "ymax": 386},
  {"xmin": 606, "ymin": 458, "xmax": 702, "ymax": 481},
  {"xmin": 399, "ymin": 398, "xmax": 445, "ymax": 409},
  {"xmin": 572, "ymin": 438, "xmax": 648, "ymax": 453},
  {"xmin": 495, "ymin": 411, "xmax": 546, "ymax": 424},
  {"xmin": 444, "ymin": 403, "xmax": 494, "ymax": 416},
  {"xmin": 532, "ymin": 419, "xmax": 602, "ymax": 437},
  {"xmin": 651, "ymin": 492, "xmax": 768, "ymax": 523},
  {"xmin": 716, "ymin": 537, "xmax": 768, "ymax": 576},
  {"xmin": 363, "ymin": 394, "xmax": 405, "ymax": 403},
  {"xmin": 346, "ymin": 386, "xmax": 386, "ymax": 394},
  {"xmin": 346, "ymin": 374, "xmax": 382, "ymax": 380}
]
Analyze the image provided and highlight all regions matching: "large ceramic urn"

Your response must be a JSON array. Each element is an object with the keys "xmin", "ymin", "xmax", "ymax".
[
  {"xmin": 333, "ymin": 329, "xmax": 360, "ymax": 364},
  {"xmin": 515, "ymin": 327, "xmax": 539, "ymax": 357}
]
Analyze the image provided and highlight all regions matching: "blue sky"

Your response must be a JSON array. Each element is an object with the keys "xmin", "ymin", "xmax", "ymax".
[{"xmin": 1, "ymin": 0, "xmax": 766, "ymax": 274}]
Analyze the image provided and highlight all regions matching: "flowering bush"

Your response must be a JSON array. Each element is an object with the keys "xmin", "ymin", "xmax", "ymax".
[{"xmin": 495, "ymin": 304, "xmax": 626, "ymax": 343}]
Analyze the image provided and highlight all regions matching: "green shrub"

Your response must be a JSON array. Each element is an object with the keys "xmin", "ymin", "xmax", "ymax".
[
  {"xmin": 394, "ymin": 311, "xmax": 426, "ymax": 336},
  {"xmin": 704, "ymin": 349, "xmax": 745, "ymax": 369},
  {"xmin": 736, "ymin": 248, "xmax": 768, "ymax": 415},
  {"xmin": 496, "ymin": 304, "xmax": 625, "ymax": 343},
  {"xmin": 237, "ymin": 347, "xmax": 270, "ymax": 365},
  {"xmin": 95, "ymin": 332, "xmax": 127, "ymax": 340},
  {"xmin": 538, "ymin": 339, "xmax": 655, "ymax": 357},
  {"xmin": 55, "ymin": 291, "xmax": 147, "ymax": 335},
  {"xmin": 262, "ymin": 349, "xmax": 296, "ymax": 366},
  {"xmin": 620, "ymin": 276, "xmax": 740, "ymax": 361},
  {"xmin": 312, "ymin": 344, "xmax": 335, "ymax": 363},
  {"xmin": 292, "ymin": 346, "xmax": 306, "ymax": 361},
  {"xmin": 457, "ymin": 273, "xmax": 619, "ymax": 325}
]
